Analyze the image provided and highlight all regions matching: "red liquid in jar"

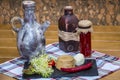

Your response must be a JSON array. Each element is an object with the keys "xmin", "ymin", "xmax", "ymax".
[{"xmin": 79, "ymin": 32, "xmax": 91, "ymax": 57}]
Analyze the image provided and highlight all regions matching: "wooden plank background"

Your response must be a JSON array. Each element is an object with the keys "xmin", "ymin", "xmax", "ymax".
[{"xmin": 0, "ymin": 24, "xmax": 120, "ymax": 63}]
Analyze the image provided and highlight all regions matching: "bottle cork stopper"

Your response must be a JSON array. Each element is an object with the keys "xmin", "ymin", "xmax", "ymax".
[
  {"xmin": 64, "ymin": 6, "xmax": 73, "ymax": 9},
  {"xmin": 23, "ymin": 1, "xmax": 35, "ymax": 8}
]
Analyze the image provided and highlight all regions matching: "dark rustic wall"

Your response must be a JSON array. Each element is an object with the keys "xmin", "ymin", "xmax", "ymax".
[{"xmin": 0, "ymin": 0, "xmax": 120, "ymax": 25}]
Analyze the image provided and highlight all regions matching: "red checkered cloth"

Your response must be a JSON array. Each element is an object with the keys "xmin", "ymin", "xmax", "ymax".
[{"xmin": 0, "ymin": 42, "xmax": 120, "ymax": 80}]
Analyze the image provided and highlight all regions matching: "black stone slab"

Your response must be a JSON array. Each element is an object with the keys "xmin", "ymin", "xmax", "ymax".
[{"xmin": 23, "ymin": 59, "xmax": 98, "ymax": 79}]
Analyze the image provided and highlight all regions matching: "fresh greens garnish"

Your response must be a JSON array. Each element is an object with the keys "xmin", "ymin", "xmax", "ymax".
[{"xmin": 23, "ymin": 54, "xmax": 54, "ymax": 78}]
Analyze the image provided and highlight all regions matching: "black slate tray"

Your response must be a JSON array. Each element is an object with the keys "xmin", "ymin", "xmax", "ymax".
[{"xmin": 23, "ymin": 59, "xmax": 98, "ymax": 79}]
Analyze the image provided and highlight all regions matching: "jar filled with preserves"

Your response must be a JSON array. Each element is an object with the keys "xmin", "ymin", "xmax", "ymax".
[
  {"xmin": 58, "ymin": 6, "xmax": 79, "ymax": 52},
  {"xmin": 77, "ymin": 20, "xmax": 93, "ymax": 57}
]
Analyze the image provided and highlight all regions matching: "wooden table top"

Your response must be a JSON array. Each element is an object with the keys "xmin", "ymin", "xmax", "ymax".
[{"xmin": 0, "ymin": 25, "xmax": 120, "ymax": 80}]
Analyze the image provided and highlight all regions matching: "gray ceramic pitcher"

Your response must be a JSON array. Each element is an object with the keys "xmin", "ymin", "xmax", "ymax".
[{"xmin": 11, "ymin": 1, "xmax": 50, "ymax": 60}]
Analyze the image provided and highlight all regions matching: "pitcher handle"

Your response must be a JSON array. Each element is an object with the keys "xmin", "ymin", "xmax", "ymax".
[{"xmin": 11, "ymin": 17, "xmax": 24, "ymax": 33}]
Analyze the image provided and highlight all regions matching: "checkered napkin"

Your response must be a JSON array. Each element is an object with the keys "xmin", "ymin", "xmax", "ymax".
[{"xmin": 0, "ymin": 42, "xmax": 120, "ymax": 80}]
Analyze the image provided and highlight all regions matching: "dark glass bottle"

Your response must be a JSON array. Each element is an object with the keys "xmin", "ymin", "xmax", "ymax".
[{"xmin": 58, "ymin": 6, "xmax": 79, "ymax": 52}]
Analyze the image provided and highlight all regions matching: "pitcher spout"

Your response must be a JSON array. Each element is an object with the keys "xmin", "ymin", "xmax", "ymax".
[{"xmin": 41, "ymin": 21, "xmax": 50, "ymax": 32}]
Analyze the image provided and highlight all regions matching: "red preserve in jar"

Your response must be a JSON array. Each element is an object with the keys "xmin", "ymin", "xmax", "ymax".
[
  {"xmin": 58, "ymin": 6, "xmax": 79, "ymax": 52},
  {"xmin": 77, "ymin": 20, "xmax": 93, "ymax": 57}
]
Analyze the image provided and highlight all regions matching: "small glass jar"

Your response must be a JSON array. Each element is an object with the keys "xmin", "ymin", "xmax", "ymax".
[{"xmin": 77, "ymin": 20, "xmax": 93, "ymax": 57}]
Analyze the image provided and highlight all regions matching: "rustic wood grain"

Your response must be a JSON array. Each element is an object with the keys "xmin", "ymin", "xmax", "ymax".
[{"xmin": 0, "ymin": 24, "xmax": 120, "ymax": 80}]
